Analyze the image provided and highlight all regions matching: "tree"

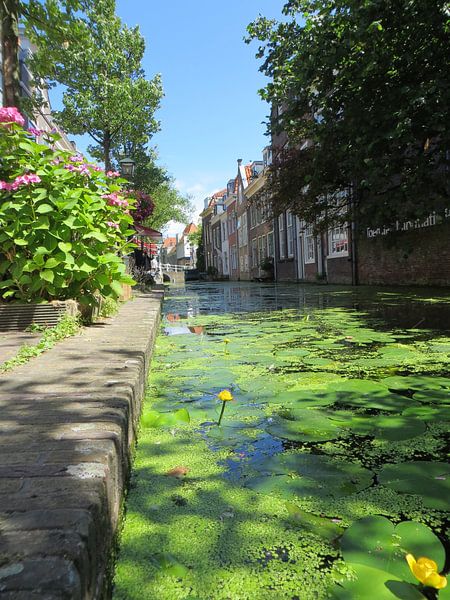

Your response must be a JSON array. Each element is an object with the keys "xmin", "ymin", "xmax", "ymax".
[
  {"xmin": 145, "ymin": 180, "xmax": 193, "ymax": 232},
  {"xmin": 27, "ymin": 0, "xmax": 163, "ymax": 170},
  {"xmin": 1, "ymin": 0, "xmax": 86, "ymax": 109},
  {"xmin": 111, "ymin": 141, "xmax": 194, "ymax": 231},
  {"xmin": 247, "ymin": 1, "xmax": 450, "ymax": 229}
]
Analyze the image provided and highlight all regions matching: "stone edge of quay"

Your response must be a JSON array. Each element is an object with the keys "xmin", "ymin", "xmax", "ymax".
[{"xmin": 0, "ymin": 289, "xmax": 164, "ymax": 599}]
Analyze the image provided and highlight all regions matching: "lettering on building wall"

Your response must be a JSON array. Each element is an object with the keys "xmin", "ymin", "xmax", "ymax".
[{"xmin": 366, "ymin": 210, "xmax": 450, "ymax": 238}]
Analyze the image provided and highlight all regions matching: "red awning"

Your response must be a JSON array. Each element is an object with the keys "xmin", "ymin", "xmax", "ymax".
[{"xmin": 134, "ymin": 224, "xmax": 163, "ymax": 238}]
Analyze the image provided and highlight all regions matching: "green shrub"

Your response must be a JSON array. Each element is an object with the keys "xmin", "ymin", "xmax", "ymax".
[{"xmin": 0, "ymin": 110, "xmax": 135, "ymax": 305}]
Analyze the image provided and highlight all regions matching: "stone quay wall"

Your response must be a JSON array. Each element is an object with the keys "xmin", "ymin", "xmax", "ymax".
[{"xmin": 0, "ymin": 290, "xmax": 163, "ymax": 599}]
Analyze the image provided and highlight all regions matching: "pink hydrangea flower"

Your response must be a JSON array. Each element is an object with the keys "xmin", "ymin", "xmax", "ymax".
[
  {"xmin": 106, "ymin": 221, "xmax": 120, "ymax": 229},
  {"xmin": 28, "ymin": 127, "xmax": 45, "ymax": 137},
  {"xmin": 102, "ymin": 192, "xmax": 128, "ymax": 208},
  {"xmin": 0, "ymin": 181, "xmax": 13, "ymax": 191},
  {"xmin": 12, "ymin": 174, "xmax": 42, "ymax": 189},
  {"xmin": 69, "ymin": 154, "xmax": 84, "ymax": 163},
  {"xmin": 106, "ymin": 170, "xmax": 120, "ymax": 178},
  {"xmin": 0, "ymin": 107, "xmax": 25, "ymax": 127},
  {"xmin": 90, "ymin": 165, "xmax": 103, "ymax": 172},
  {"xmin": 1, "ymin": 174, "xmax": 41, "ymax": 192}
]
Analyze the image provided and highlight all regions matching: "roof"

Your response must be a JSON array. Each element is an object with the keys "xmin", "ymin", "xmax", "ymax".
[
  {"xmin": 212, "ymin": 189, "xmax": 227, "ymax": 200},
  {"xmin": 183, "ymin": 223, "xmax": 198, "ymax": 236},
  {"xmin": 134, "ymin": 224, "xmax": 163, "ymax": 238},
  {"xmin": 163, "ymin": 236, "xmax": 177, "ymax": 248}
]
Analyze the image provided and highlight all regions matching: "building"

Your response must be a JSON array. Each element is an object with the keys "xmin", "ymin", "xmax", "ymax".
[
  {"xmin": 246, "ymin": 148, "xmax": 275, "ymax": 280},
  {"xmin": 1, "ymin": 29, "xmax": 76, "ymax": 152},
  {"xmin": 201, "ymin": 190, "xmax": 226, "ymax": 275},
  {"xmin": 160, "ymin": 237, "xmax": 177, "ymax": 267},
  {"xmin": 235, "ymin": 160, "xmax": 264, "ymax": 280},
  {"xmin": 176, "ymin": 223, "xmax": 198, "ymax": 268}
]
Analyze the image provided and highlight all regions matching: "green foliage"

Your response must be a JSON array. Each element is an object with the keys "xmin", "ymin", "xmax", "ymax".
[
  {"xmin": 144, "ymin": 180, "xmax": 193, "ymax": 232},
  {"xmin": 26, "ymin": 0, "xmax": 163, "ymax": 170},
  {"xmin": 247, "ymin": 1, "xmax": 450, "ymax": 228},
  {"xmin": 99, "ymin": 296, "xmax": 119, "ymax": 318},
  {"xmin": 0, "ymin": 122, "xmax": 135, "ymax": 303},
  {"xmin": 0, "ymin": 314, "xmax": 80, "ymax": 372}
]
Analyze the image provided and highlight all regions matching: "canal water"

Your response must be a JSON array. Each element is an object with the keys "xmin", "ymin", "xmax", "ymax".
[{"xmin": 114, "ymin": 282, "xmax": 450, "ymax": 600}]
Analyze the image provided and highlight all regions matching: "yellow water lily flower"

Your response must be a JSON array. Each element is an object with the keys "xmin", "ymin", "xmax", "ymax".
[
  {"xmin": 406, "ymin": 554, "xmax": 447, "ymax": 589},
  {"xmin": 218, "ymin": 389, "xmax": 233, "ymax": 402}
]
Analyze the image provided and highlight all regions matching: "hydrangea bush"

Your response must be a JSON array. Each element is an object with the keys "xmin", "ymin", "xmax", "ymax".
[{"xmin": 0, "ymin": 107, "xmax": 135, "ymax": 304}]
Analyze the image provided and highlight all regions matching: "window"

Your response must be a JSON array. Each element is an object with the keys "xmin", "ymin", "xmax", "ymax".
[
  {"xmin": 267, "ymin": 231, "xmax": 274, "ymax": 257},
  {"xmin": 328, "ymin": 225, "xmax": 349, "ymax": 257},
  {"xmin": 224, "ymin": 251, "xmax": 229, "ymax": 273},
  {"xmin": 304, "ymin": 225, "xmax": 315, "ymax": 264},
  {"xmin": 258, "ymin": 236, "xmax": 266, "ymax": 265},
  {"xmin": 287, "ymin": 211, "xmax": 294, "ymax": 257},
  {"xmin": 251, "ymin": 238, "xmax": 258, "ymax": 267},
  {"xmin": 222, "ymin": 221, "xmax": 227, "ymax": 241},
  {"xmin": 278, "ymin": 214, "xmax": 286, "ymax": 258},
  {"xmin": 231, "ymin": 247, "xmax": 237, "ymax": 271},
  {"xmin": 241, "ymin": 213, "xmax": 248, "ymax": 246}
]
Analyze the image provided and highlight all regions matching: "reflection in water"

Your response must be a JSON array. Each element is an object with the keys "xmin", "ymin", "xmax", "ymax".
[{"xmin": 164, "ymin": 282, "xmax": 450, "ymax": 331}]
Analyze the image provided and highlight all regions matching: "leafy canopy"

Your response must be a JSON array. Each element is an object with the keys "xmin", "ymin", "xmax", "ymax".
[
  {"xmin": 26, "ymin": 0, "xmax": 163, "ymax": 170},
  {"xmin": 247, "ymin": 0, "xmax": 450, "ymax": 229}
]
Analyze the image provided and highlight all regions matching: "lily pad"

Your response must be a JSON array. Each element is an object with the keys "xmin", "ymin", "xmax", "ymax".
[
  {"xmin": 380, "ymin": 376, "xmax": 450, "ymax": 392},
  {"xmin": 270, "ymin": 390, "xmax": 338, "ymax": 407},
  {"xmin": 412, "ymin": 389, "xmax": 450, "ymax": 404},
  {"xmin": 266, "ymin": 408, "xmax": 348, "ymax": 442},
  {"xmin": 402, "ymin": 405, "xmax": 450, "ymax": 422},
  {"xmin": 332, "ymin": 380, "xmax": 413, "ymax": 411},
  {"xmin": 378, "ymin": 461, "xmax": 450, "ymax": 510},
  {"xmin": 141, "ymin": 408, "xmax": 190, "ymax": 428},
  {"xmin": 341, "ymin": 516, "xmax": 445, "ymax": 582},
  {"xmin": 332, "ymin": 564, "xmax": 426, "ymax": 599},
  {"xmin": 285, "ymin": 502, "xmax": 344, "ymax": 542},
  {"xmin": 335, "ymin": 414, "xmax": 426, "ymax": 441},
  {"xmin": 246, "ymin": 454, "xmax": 373, "ymax": 499}
]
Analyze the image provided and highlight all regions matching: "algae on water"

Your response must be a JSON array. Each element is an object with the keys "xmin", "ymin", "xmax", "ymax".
[{"xmin": 114, "ymin": 283, "xmax": 450, "ymax": 600}]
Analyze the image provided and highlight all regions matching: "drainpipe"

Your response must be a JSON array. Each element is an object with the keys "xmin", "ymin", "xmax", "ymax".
[{"xmin": 350, "ymin": 185, "xmax": 358, "ymax": 286}]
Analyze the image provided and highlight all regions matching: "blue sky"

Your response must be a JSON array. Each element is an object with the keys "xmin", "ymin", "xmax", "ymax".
[
  {"xmin": 53, "ymin": 1, "xmax": 285, "ymax": 235},
  {"xmin": 113, "ymin": 0, "xmax": 284, "ymax": 234}
]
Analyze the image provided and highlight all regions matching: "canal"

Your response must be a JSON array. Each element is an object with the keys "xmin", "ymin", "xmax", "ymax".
[{"xmin": 114, "ymin": 282, "xmax": 450, "ymax": 600}]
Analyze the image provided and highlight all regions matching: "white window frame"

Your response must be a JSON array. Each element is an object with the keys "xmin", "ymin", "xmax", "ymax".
[
  {"xmin": 287, "ymin": 211, "xmax": 294, "ymax": 258},
  {"xmin": 251, "ymin": 238, "xmax": 258, "ymax": 268},
  {"xmin": 328, "ymin": 225, "xmax": 349, "ymax": 258},
  {"xmin": 267, "ymin": 231, "xmax": 274, "ymax": 257},
  {"xmin": 278, "ymin": 215, "xmax": 286, "ymax": 259},
  {"xmin": 304, "ymin": 225, "xmax": 315, "ymax": 264}
]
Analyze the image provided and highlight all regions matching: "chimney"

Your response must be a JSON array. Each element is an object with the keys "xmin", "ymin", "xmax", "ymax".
[{"xmin": 237, "ymin": 158, "xmax": 242, "ymax": 166}]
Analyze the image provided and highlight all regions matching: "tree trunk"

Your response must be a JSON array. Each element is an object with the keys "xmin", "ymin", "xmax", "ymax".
[
  {"xmin": 1, "ymin": 0, "xmax": 21, "ymax": 107},
  {"xmin": 104, "ymin": 129, "xmax": 111, "ymax": 172}
]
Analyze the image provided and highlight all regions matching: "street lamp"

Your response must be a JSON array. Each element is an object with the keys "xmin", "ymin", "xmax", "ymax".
[{"xmin": 119, "ymin": 156, "xmax": 136, "ymax": 179}]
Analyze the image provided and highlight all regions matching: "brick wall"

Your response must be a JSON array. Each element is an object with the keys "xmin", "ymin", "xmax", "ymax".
[
  {"xmin": 358, "ymin": 222, "xmax": 450, "ymax": 286},
  {"xmin": 327, "ymin": 256, "xmax": 353, "ymax": 285},
  {"xmin": 276, "ymin": 259, "xmax": 296, "ymax": 281}
]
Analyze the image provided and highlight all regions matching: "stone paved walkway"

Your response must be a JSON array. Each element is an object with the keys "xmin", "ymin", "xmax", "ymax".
[
  {"xmin": 0, "ymin": 291, "xmax": 162, "ymax": 599},
  {"xmin": 0, "ymin": 332, "xmax": 42, "ymax": 366}
]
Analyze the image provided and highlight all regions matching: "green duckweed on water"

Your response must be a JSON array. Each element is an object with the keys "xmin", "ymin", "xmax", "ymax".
[{"xmin": 113, "ymin": 283, "xmax": 450, "ymax": 600}]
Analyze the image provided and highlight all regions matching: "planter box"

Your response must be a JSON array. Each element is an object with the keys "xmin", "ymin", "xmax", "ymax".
[{"xmin": 0, "ymin": 300, "xmax": 79, "ymax": 332}]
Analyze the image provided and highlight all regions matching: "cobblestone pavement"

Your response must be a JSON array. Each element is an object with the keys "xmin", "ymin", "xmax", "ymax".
[{"xmin": 0, "ymin": 291, "xmax": 162, "ymax": 599}]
